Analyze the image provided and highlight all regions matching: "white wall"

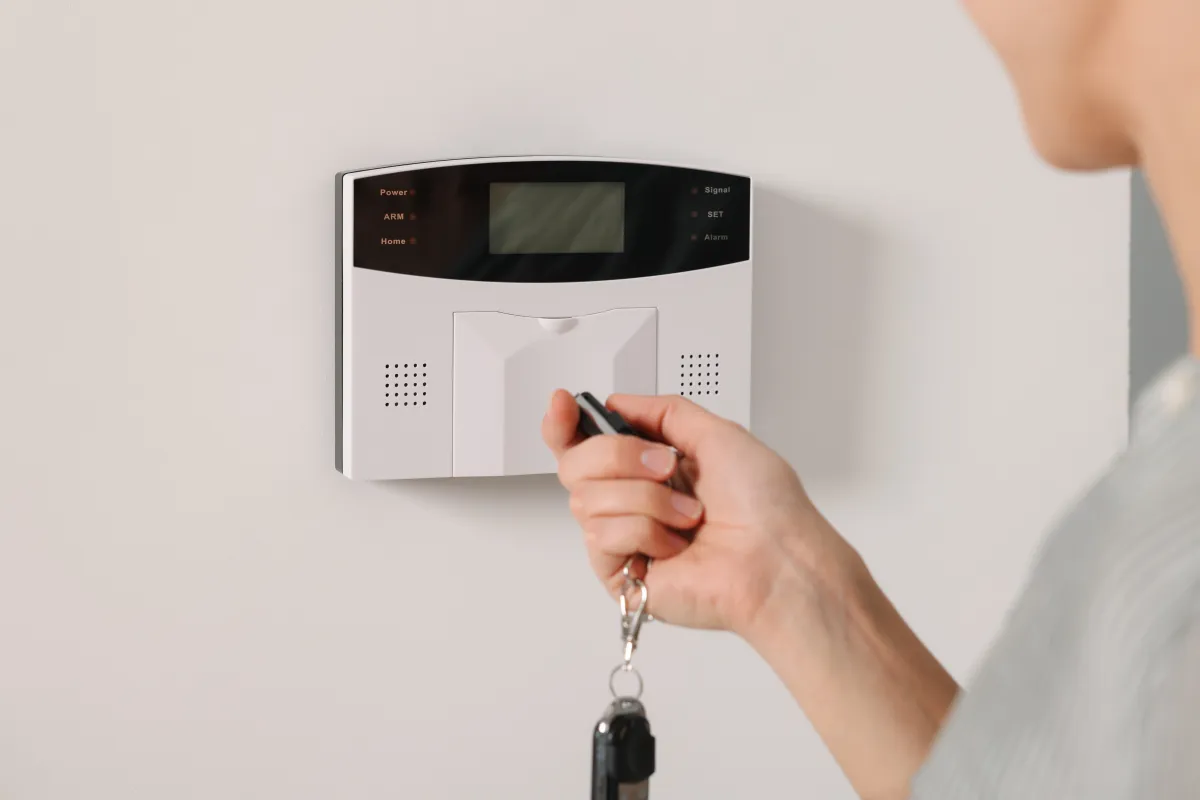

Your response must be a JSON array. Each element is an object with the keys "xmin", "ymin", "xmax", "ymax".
[{"xmin": 0, "ymin": 1, "xmax": 1129, "ymax": 798}]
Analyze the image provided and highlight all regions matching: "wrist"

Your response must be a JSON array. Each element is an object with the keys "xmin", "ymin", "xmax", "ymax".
[
  {"xmin": 741, "ymin": 510, "xmax": 870, "ymax": 660},
  {"xmin": 739, "ymin": 515, "xmax": 960, "ymax": 800},
  {"xmin": 744, "ymin": 519, "xmax": 957, "ymax": 716}
]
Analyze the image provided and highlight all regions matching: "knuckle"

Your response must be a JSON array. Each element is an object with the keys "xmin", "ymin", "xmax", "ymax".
[
  {"xmin": 563, "ymin": 473, "xmax": 680, "ymax": 529},
  {"xmin": 566, "ymin": 437, "xmax": 614, "ymax": 475},
  {"xmin": 555, "ymin": 462, "xmax": 573, "ymax": 488},
  {"xmin": 634, "ymin": 515, "xmax": 663, "ymax": 544},
  {"xmin": 659, "ymin": 394, "xmax": 692, "ymax": 417},
  {"xmin": 570, "ymin": 482, "xmax": 610, "ymax": 518},
  {"xmin": 556, "ymin": 442, "xmax": 600, "ymax": 485},
  {"xmin": 568, "ymin": 491, "xmax": 588, "ymax": 520},
  {"xmin": 641, "ymin": 482, "xmax": 674, "ymax": 515},
  {"xmin": 613, "ymin": 434, "xmax": 647, "ymax": 458},
  {"xmin": 604, "ymin": 436, "xmax": 650, "ymax": 475},
  {"xmin": 561, "ymin": 437, "xmax": 650, "ymax": 485},
  {"xmin": 598, "ymin": 435, "xmax": 633, "ymax": 463}
]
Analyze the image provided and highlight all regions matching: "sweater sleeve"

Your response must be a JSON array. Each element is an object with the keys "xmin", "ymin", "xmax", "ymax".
[{"xmin": 1139, "ymin": 609, "xmax": 1200, "ymax": 799}]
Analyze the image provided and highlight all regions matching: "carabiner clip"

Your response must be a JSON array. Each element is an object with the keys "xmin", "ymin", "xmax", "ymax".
[{"xmin": 619, "ymin": 558, "xmax": 650, "ymax": 666}]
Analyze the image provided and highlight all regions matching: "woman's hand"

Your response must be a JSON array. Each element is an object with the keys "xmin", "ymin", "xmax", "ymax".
[
  {"xmin": 541, "ymin": 390, "xmax": 856, "ymax": 642},
  {"xmin": 544, "ymin": 391, "xmax": 959, "ymax": 800}
]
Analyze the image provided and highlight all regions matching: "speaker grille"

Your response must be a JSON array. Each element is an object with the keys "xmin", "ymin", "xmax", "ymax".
[
  {"xmin": 677, "ymin": 353, "xmax": 720, "ymax": 397},
  {"xmin": 383, "ymin": 361, "xmax": 431, "ymax": 409}
]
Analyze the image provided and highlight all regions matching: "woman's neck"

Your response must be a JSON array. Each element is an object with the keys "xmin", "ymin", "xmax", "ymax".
[{"xmin": 1138, "ymin": 102, "xmax": 1200, "ymax": 358}]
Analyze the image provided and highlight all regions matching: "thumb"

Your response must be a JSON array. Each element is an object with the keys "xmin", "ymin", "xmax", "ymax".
[
  {"xmin": 542, "ymin": 388, "xmax": 582, "ymax": 457},
  {"xmin": 605, "ymin": 394, "xmax": 726, "ymax": 458}
]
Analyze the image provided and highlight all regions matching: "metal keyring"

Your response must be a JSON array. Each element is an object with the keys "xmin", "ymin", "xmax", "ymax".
[{"xmin": 608, "ymin": 662, "xmax": 644, "ymax": 699}]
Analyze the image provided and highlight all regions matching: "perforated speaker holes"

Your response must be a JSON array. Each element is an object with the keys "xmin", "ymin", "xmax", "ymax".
[
  {"xmin": 383, "ymin": 362, "xmax": 430, "ymax": 409},
  {"xmin": 679, "ymin": 353, "xmax": 720, "ymax": 397}
]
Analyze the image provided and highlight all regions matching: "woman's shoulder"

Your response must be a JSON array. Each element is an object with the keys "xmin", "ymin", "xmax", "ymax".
[{"xmin": 912, "ymin": 381, "xmax": 1200, "ymax": 797}]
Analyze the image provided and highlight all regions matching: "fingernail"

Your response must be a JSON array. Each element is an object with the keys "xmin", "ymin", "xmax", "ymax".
[
  {"xmin": 671, "ymin": 493, "xmax": 703, "ymax": 519},
  {"xmin": 641, "ymin": 447, "xmax": 676, "ymax": 476}
]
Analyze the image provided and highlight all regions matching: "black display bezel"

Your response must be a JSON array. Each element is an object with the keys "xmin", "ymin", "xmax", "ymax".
[{"xmin": 348, "ymin": 159, "xmax": 750, "ymax": 283}]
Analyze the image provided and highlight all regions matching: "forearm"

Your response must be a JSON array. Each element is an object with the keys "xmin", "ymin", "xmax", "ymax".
[{"xmin": 747, "ymin": 526, "xmax": 960, "ymax": 800}]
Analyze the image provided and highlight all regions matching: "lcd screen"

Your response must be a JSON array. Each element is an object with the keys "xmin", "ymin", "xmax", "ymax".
[{"xmin": 489, "ymin": 182, "xmax": 625, "ymax": 254}]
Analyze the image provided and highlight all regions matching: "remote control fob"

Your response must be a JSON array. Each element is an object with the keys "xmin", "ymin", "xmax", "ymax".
[
  {"xmin": 575, "ymin": 392, "xmax": 644, "ymax": 440},
  {"xmin": 573, "ymin": 392, "xmax": 693, "ymax": 497},
  {"xmin": 592, "ymin": 697, "xmax": 656, "ymax": 800}
]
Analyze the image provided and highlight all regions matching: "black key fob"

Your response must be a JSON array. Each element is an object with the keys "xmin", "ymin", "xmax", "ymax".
[
  {"xmin": 574, "ymin": 392, "xmax": 693, "ymax": 497},
  {"xmin": 575, "ymin": 392, "xmax": 644, "ymax": 440},
  {"xmin": 592, "ymin": 697, "xmax": 656, "ymax": 800}
]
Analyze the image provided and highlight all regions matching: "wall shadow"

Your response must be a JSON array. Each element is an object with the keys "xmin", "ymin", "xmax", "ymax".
[
  {"xmin": 751, "ymin": 187, "xmax": 881, "ymax": 484},
  {"xmin": 379, "ymin": 470, "xmax": 565, "ymax": 534}
]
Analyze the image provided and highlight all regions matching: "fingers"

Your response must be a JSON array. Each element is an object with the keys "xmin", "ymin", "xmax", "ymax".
[
  {"xmin": 545, "ymin": 390, "xmax": 731, "ymax": 466},
  {"xmin": 570, "ymin": 479, "xmax": 704, "ymax": 530},
  {"xmin": 557, "ymin": 433, "xmax": 678, "ymax": 488},
  {"xmin": 584, "ymin": 515, "xmax": 692, "ymax": 561},
  {"xmin": 605, "ymin": 394, "xmax": 726, "ymax": 457},
  {"xmin": 582, "ymin": 516, "xmax": 691, "ymax": 589},
  {"xmin": 541, "ymin": 389, "xmax": 582, "ymax": 458}
]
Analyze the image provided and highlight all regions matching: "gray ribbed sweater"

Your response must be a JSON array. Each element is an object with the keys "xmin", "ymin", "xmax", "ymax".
[{"xmin": 913, "ymin": 356, "xmax": 1200, "ymax": 799}]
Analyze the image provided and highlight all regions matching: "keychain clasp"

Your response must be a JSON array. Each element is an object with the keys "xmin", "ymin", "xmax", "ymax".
[
  {"xmin": 619, "ymin": 566, "xmax": 649, "ymax": 666},
  {"xmin": 611, "ymin": 556, "xmax": 650, "ymax": 700}
]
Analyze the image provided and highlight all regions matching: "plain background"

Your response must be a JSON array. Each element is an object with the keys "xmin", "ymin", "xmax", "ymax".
[{"xmin": 0, "ymin": 1, "xmax": 1134, "ymax": 797}]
